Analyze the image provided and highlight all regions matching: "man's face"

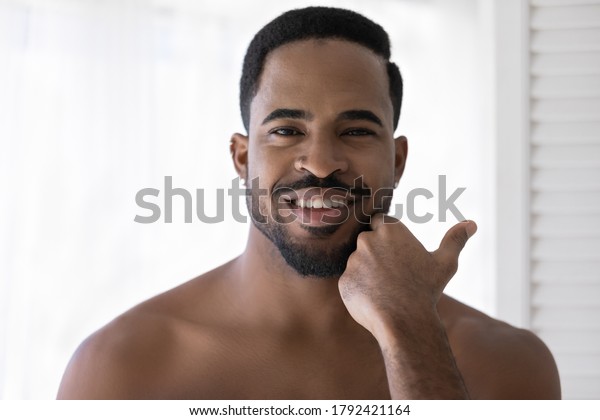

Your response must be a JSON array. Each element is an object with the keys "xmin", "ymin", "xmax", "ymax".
[{"xmin": 237, "ymin": 39, "xmax": 406, "ymax": 278}]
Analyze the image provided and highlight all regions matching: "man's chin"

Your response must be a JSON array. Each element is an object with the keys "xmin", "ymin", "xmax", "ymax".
[
  {"xmin": 250, "ymin": 196, "xmax": 375, "ymax": 277},
  {"xmin": 278, "ymin": 243, "xmax": 353, "ymax": 278},
  {"xmin": 259, "ymin": 220, "xmax": 368, "ymax": 278}
]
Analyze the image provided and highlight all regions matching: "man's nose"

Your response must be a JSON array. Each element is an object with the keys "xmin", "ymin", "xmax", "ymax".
[{"xmin": 294, "ymin": 135, "xmax": 349, "ymax": 178}]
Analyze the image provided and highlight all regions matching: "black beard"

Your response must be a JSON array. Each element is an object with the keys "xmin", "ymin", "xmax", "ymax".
[
  {"xmin": 245, "ymin": 173, "xmax": 388, "ymax": 278},
  {"xmin": 253, "ymin": 211, "xmax": 368, "ymax": 277}
]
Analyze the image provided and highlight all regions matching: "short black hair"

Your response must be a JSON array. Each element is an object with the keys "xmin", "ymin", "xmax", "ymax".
[{"xmin": 239, "ymin": 6, "xmax": 403, "ymax": 132}]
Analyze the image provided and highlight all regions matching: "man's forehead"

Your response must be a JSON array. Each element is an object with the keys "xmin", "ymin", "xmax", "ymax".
[
  {"xmin": 251, "ymin": 38, "xmax": 392, "ymax": 126},
  {"xmin": 261, "ymin": 38, "xmax": 387, "ymax": 79}
]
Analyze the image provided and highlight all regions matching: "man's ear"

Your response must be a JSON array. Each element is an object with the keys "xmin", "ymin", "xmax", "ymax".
[
  {"xmin": 230, "ymin": 133, "xmax": 249, "ymax": 182},
  {"xmin": 394, "ymin": 135, "xmax": 408, "ymax": 186}
]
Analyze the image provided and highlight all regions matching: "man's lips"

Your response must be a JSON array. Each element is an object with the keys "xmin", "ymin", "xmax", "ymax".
[
  {"xmin": 275, "ymin": 188, "xmax": 358, "ymax": 226},
  {"xmin": 277, "ymin": 187, "xmax": 356, "ymax": 208},
  {"xmin": 289, "ymin": 202, "xmax": 353, "ymax": 226}
]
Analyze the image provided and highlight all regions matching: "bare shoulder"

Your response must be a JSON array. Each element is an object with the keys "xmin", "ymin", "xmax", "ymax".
[
  {"xmin": 57, "ymin": 262, "xmax": 238, "ymax": 399},
  {"xmin": 57, "ymin": 309, "xmax": 175, "ymax": 399},
  {"xmin": 440, "ymin": 295, "xmax": 561, "ymax": 399}
]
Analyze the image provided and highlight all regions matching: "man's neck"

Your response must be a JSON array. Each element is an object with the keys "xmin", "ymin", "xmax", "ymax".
[{"xmin": 229, "ymin": 226, "xmax": 361, "ymax": 337}]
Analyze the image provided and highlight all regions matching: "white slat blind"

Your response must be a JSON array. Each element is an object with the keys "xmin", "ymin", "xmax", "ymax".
[{"xmin": 530, "ymin": 0, "xmax": 600, "ymax": 399}]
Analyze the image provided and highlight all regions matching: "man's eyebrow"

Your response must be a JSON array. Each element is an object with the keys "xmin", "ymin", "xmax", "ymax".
[
  {"xmin": 337, "ymin": 110, "xmax": 383, "ymax": 127},
  {"xmin": 261, "ymin": 109, "xmax": 314, "ymax": 125}
]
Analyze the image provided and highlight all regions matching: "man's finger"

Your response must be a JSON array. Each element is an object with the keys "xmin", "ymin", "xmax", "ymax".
[
  {"xmin": 369, "ymin": 213, "xmax": 400, "ymax": 231},
  {"xmin": 436, "ymin": 220, "xmax": 477, "ymax": 260}
]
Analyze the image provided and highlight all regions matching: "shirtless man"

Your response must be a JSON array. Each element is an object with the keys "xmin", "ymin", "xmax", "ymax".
[{"xmin": 57, "ymin": 7, "xmax": 561, "ymax": 399}]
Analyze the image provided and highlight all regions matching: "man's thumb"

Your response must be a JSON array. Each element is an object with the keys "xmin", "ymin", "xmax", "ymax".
[{"xmin": 438, "ymin": 220, "xmax": 477, "ymax": 258}]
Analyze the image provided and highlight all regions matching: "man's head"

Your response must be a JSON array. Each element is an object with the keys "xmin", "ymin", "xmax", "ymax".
[
  {"xmin": 231, "ymin": 7, "xmax": 407, "ymax": 278},
  {"xmin": 239, "ymin": 6, "xmax": 403, "ymax": 133}
]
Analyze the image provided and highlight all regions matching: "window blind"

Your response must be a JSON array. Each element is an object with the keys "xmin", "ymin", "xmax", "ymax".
[{"xmin": 530, "ymin": 0, "xmax": 600, "ymax": 399}]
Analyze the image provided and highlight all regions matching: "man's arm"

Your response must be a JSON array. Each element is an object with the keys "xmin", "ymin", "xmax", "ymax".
[
  {"xmin": 339, "ymin": 215, "xmax": 560, "ymax": 399},
  {"xmin": 376, "ymin": 310, "xmax": 469, "ymax": 398},
  {"xmin": 338, "ymin": 215, "xmax": 473, "ymax": 398}
]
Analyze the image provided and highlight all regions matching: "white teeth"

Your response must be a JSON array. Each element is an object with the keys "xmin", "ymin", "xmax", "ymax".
[
  {"xmin": 295, "ymin": 196, "xmax": 347, "ymax": 209},
  {"xmin": 331, "ymin": 197, "xmax": 345, "ymax": 208}
]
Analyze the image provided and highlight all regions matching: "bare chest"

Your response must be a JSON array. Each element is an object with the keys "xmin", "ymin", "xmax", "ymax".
[{"xmin": 155, "ymin": 334, "xmax": 391, "ymax": 399}]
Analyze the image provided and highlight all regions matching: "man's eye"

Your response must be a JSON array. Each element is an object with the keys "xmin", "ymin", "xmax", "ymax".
[
  {"xmin": 342, "ymin": 129, "xmax": 374, "ymax": 136},
  {"xmin": 270, "ymin": 128, "xmax": 302, "ymax": 136}
]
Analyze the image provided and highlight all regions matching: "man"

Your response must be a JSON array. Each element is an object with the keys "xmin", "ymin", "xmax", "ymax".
[{"xmin": 58, "ymin": 7, "xmax": 560, "ymax": 399}]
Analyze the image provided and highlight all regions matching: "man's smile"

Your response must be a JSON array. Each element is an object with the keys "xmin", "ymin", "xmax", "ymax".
[{"xmin": 276, "ymin": 187, "xmax": 359, "ymax": 227}]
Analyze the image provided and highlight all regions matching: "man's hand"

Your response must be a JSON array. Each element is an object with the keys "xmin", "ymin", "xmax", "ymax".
[
  {"xmin": 339, "ymin": 214, "xmax": 476, "ymax": 339},
  {"xmin": 338, "ymin": 214, "xmax": 477, "ymax": 399}
]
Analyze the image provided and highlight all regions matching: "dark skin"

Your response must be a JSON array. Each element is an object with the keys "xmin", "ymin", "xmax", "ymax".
[{"xmin": 57, "ymin": 39, "xmax": 561, "ymax": 399}]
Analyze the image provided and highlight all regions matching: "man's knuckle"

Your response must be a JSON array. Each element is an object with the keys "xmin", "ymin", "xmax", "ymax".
[
  {"xmin": 356, "ymin": 232, "xmax": 371, "ymax": 249},
  {"xmin": 445, "ymin": 259, "xmax": 458, "ymax": 277}
]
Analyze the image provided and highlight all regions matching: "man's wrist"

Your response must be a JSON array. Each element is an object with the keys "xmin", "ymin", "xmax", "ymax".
[
  {"xmin": 370, "ymin": 304, "xmax": 442, "ymax": 347},
  {"xmin": 372, "ymin": 307, "xmax": 469, "ymax": 399}
]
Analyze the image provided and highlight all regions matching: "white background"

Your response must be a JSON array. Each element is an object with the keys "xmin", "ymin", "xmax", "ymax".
[{"xmin": 0, "ymin": 0, "xmax": 498, "ymax": 398}]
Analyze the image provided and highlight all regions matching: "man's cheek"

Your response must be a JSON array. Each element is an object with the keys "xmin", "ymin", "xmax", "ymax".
[
  {"xmin": 247, "ymin": 177, "xmax": 270, "ymax": 224},
  {"xmin": 352, "ymin": 189, "xmax": 393, "ymax": 224},
  {"xmin": 373, "ymin": 187, "xmax": 394, "ymax": 213}
]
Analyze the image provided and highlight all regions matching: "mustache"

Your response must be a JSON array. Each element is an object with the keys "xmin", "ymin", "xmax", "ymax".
[{"xmin": 272, "ymin": 173, "xmax": 372, "ymax": 198}]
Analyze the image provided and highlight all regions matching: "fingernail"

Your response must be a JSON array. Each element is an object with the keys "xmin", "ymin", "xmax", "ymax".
[{"xmin": 464, "ymin": 220, "xmax": 477, "ymax": 238}]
